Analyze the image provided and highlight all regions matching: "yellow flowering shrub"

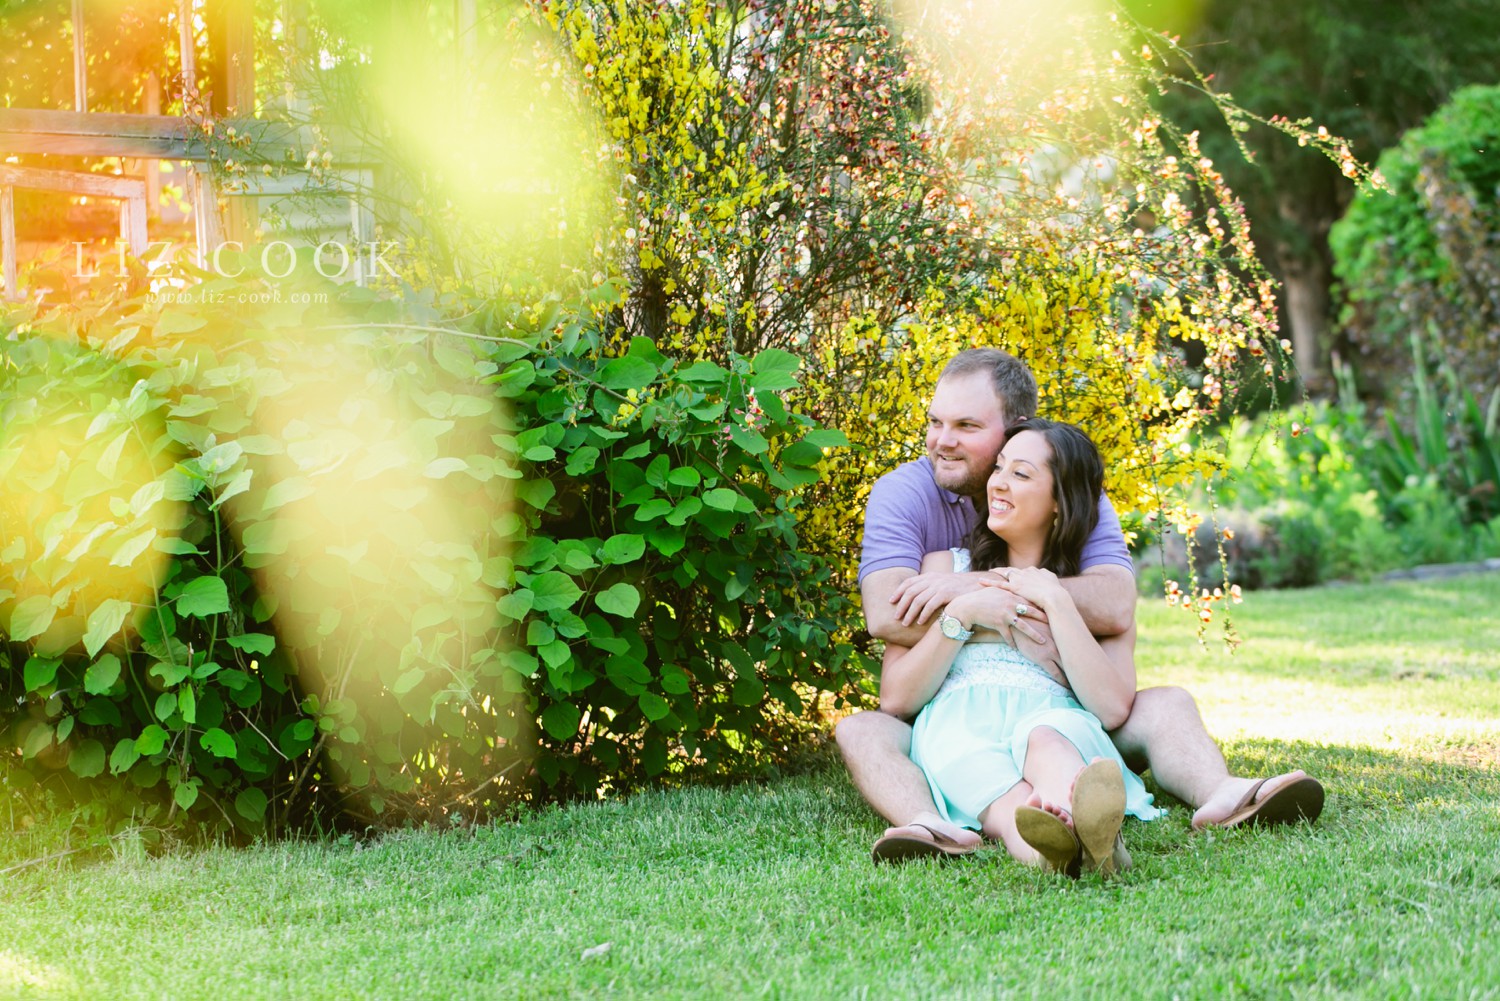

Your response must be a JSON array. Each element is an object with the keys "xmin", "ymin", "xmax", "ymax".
[
  {"xmin": 504, "ymin": 1, "xmax": 1377, "ymax": 647},
  {"xmin": 543, "ymin": 0, "xmax": 789, "ymax": 355}
]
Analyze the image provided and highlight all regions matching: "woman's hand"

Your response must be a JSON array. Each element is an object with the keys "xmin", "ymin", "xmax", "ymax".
[
  {"xmin": 997, "ymin": 566, "xmax": 1070, "ymax": 613},
  {"xmin": 946, "ymin": 586, "xmax": 1047, "ymax": 646},
  {"xmin": 978, "ymin": 566, "xmax": 1135, "ymax": 724},
  {"xmin": 975, "ymin": 567, "xmax": 1068, "ymax": 625}
]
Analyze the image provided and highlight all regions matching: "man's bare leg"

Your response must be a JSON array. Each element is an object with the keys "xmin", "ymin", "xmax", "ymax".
[
  {"xmin": 1109, "ymin": 686, "xmax": 1318, "ymax": 828},
  {"xmin": 833, "ymin": 710, "xmax": 981, "ymax": 850}
]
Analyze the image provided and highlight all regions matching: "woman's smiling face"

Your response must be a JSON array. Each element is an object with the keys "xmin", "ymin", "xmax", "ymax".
[{"xmin": 985, "ymin": 429, "xmax": 1058, "ymax": 543}]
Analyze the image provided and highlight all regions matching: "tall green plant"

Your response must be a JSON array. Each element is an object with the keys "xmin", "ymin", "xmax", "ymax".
[{"xmin": 1366, "ymin": 333, "xmax": 1500, "ymax": 527}]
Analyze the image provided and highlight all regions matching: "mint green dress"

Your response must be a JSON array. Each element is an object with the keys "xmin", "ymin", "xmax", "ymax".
[{"xmin": 908, "ymin": 550, "xmax": 1163, "ymax": 831}]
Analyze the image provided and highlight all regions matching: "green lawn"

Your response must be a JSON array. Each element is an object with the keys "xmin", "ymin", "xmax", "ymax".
[{"xmin": 4, "ymin": 574, "xmax": 1499, "ymax": 999}]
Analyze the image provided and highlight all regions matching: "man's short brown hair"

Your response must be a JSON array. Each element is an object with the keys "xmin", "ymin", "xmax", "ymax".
[{"xmin": 938, "ymin": 348, "xmax": 1038, "ymax": 424}]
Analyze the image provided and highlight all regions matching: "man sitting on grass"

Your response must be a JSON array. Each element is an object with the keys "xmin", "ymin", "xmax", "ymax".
[{"xmin": 836, "ymin": 348, "xmax": 1324, "ymax": 862}]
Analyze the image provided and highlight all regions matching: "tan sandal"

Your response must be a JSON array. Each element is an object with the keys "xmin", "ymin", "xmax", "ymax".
[
  {"xmin": 1072, "ymin": 760, "xmax": 1130, "ymax": 877},
  {"xmin": 1015, "ymin": 805, "xmax": 1082, "ymax": 877}
]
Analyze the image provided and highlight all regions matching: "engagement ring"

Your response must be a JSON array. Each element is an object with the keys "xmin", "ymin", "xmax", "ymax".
[{"xmin": 1016, "ymin": 603, "xmax": 1029, "ymax": 618}]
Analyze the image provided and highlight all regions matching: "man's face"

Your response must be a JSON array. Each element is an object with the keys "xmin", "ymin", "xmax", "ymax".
[{"xmin": 925, "ymin": 372, "xmax": 1012, "ymax": 499}]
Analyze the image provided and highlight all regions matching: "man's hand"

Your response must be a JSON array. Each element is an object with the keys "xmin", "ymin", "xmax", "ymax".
[{"xmin": 889, "ymin": 571, "xmax": 986, "ymax": 626}]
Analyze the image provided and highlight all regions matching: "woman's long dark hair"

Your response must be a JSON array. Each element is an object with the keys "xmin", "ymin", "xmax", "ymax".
[{"xmin": 967, "ymin": 417, "xmax": 1104, "ymax": 577}]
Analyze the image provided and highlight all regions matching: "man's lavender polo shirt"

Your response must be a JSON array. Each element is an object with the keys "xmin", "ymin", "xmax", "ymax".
[{"xmin": 856, "ymin": 457, "xmax": 1134, "ymax": 586}]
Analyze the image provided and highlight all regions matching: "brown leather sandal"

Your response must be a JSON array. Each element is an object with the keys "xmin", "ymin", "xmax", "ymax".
[
  {"xmin": 871, "ymin": 819, "xmax": 980, "ymax": 864},
  {"xmin": 1212, "ymin": 774, "xmax": 1326, "ymax": 830}
]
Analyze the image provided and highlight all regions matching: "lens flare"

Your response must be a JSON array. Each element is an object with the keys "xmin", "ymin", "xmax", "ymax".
[
  {"xmin": 893, "ymin": 0, "xmax": 1207, "ymax": 82},
  {"xmin": 216, "ymin": 316, "xmax": 517, "ymax": 801},
  {"xmin": 0, "ymin": 950, "xmax": 78, "ymax": 995},
  {"xmin": 323, "ymin": 1, "xmax": 608, "ymax": 285}
]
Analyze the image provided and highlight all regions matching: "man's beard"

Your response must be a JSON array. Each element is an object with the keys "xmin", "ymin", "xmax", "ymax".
[{"xmin": 932, "ymin": 459, "xmax": 986, "ymax": 500}]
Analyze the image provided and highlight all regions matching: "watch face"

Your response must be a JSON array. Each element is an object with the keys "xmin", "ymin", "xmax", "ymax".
[{"xmin": 940, "ymin": 613, "xmax": 968, "ymax": 641}]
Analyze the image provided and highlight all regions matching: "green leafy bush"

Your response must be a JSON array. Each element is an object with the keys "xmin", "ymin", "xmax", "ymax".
[
  {"xmin": 1145, "ymin": 388, "xmax": 1500, "ymax": 592},
  {"xmin": 1332, "ymin": 84, "xmax": 1500, "ymax": 404},
  {"xmin": 1, "ymin": 269, "xmax": 860, "ymax": 833},
  {"xmin": 480, "ymin": 289, "xmax": 863, "ymax": 799},
  {"xmin": 1134, "ymin": 351, "xmax": 1500, "ymax": 594},
  {"xmin": 1217, "ymin": 403, "xmax": 1393, "ymax": 588}
]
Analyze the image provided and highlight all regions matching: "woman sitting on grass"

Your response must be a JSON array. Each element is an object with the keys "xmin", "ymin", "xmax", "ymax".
[{"xmin": 877, "ymin": 417, "xmax": 1162, "ymax": 876}]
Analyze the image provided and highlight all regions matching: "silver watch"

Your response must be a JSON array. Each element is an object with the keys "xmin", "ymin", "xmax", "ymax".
[{"xmin": 938, "ymin": 612, "xmax": 973, "ymax": 642}]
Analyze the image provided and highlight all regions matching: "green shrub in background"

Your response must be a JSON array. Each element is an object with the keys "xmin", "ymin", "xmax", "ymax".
[
  {"xmin": 1, "ymin": 268, "xmax": 861, "ymax": 835},
  {"xmin": 1143, "ymin": 356, "xmax": 1500, "ymax": 592},
  {"xmin": 1332, "ymin": 83, "xmax": 1500, "ymax": 405},
  {"xmin": 1215, "ymin": 402, "xmax": 1394, "ymax": 588}
]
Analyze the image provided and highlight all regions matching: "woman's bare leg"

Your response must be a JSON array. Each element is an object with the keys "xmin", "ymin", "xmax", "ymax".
[
  {"xmin": 1021, "ymin": 725, "xmax": 1086, "ymax": 813},
  {"xmin": 978, "ymin": 781, "xmax": 1043, "ymax": 864}
]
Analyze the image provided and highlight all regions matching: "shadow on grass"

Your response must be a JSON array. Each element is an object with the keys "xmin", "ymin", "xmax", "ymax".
[
  {"xmin": 2, "ymin": 737, "xmax": 1499, "ymax": 997},
  {"xmin": 824, "ymin": 736, "xmax": 1500, "ymax": 875}
]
